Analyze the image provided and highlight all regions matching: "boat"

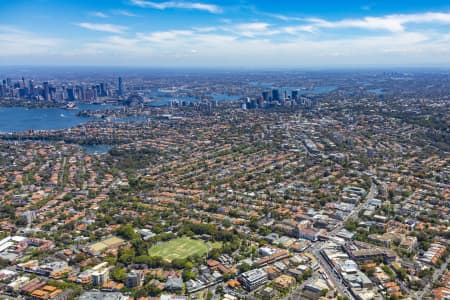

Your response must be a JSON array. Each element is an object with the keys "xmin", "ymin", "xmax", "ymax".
[{"xmin": 65, "ymin": 102, "xmax": 78, "ymax": 110}]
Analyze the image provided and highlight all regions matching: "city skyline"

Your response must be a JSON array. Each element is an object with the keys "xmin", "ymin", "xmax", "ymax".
[
  {"xmin": 1, "ymin": 0, "xmax": 450, "ymax": 67},
  {"xmin": 0, "ymin": 3, "xmax": 449, "ymax": 297}
]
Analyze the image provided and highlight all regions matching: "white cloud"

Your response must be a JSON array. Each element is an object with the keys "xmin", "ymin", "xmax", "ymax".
[
  {"xmin": 230, "ymin": 22, "xmax": 278, "ymax": 37},
  {"xmin": 138, "ymin": 30, "xmax": 194, "ymax": 42},
  {"xmin": 63, "ymin": 11, "xmax": 450, "ymax": 66},
  {"xmin": 77, "ymin": 22, "xmax": 127, "ymax": 34},
  {"xmin": 76, "ymin": 35, "xmax": 143, "ymax": 55},
  {"xmin": 306, "ymin": 17, "xmax": 404, "ymax": 32},
  {"xmin": 281, "ymin": 25, "xmax": 316, "ymax": 34},
  {"xmin": 193, "ymin": 22, "xmax": 279, "ymax": 38},
  {"xmin": 113, "ymin": 10, "xmax": 137, "ymax": 17},
  {"xmin": 0, "ymin": 26, "xmax": 62, "ymax": 57},
  {"xmin": 60, "ymin": 25, "xmax": 450, "ymax": 68},
  {"xmin": 130, "ymin": 0, "xmax": 222, "ymax": 13},
  {"xmin": 4, "ymin": 10, "xmax": 450, "ymax": 67},
  {"xmin": 192, "ymin": 26, "xmax": 217, "ymax": 33},
  {"xmin": 90, "ymin": 12, "xmax": 109, "ymax": 18},
  {"xmin": 306, "ymin": 12, "xmax": 450, "ymax": 32},
  {"xmin": 234, "ymin": 22, "xmax": 269, "ymax": 31},
  {"xmin": 265, "ymin": 13, "xmax": 303, "ymax": 22}
]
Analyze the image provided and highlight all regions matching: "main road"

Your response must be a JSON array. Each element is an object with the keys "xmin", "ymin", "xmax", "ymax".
[
  {"xmin": 306, "ymin": 178, "xmax": 378, "ymax": 300},
  {"xmin": 415, "ymin": 255, "xmax": 449, "ymax": 299},
  {"xmin": 330, "ymin": 178, "xmax": 378, "ymax": 236}
]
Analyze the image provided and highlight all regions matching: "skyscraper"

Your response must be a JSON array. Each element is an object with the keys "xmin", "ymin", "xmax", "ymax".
[
  {"xmin": 67, "ymin": 87, "xmax": 75, "ymax": 101},
  {"xmin": 0, "ymin": 80, "xmax": 6, "ymax": 97},
  {"xmin": 94, "ymin": 84, "xmax": 101, "ymax": 97},
  {"xmin": 257, "ymin": 96, "xmax": 264, "ymax": 107},
  {"xmin": 100, "ymin": 82, "xmax": 107, "ymax": 97},
  {"xmin": 262, "ymin": 91, "xmax": 269, "ymax": 102},
  {"xmin": 118, "ymin": 77, "xmax": 123, "ymax": 96},
  {"xmin": 78, "ymin": 85, "xmax": 86, "ymax": 101},
  {"xmin": 43, "ymin": 82, "xmax": 50, "ymax": 101},
  {"xmin": 272, "ymin": 89, "xmax": 280, "ymax": 101},
  {"xmin": 28, "ymin": 80, "xmax": 34, "ymax": 99},
  {"xmin": 19, "ymin": 88, "xmax": 27, "ymax": 98}
]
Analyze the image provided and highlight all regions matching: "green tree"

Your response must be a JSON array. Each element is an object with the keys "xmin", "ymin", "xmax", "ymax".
[
  {"xmin": 238, "ymin": 262, "xmax": 251, "ymax": 273},
  {"xmin": 116, "ymin": 224, "xmax": 139, "ymax": 240},
  {"xmin": 111, "ymin": 267, "xmax": 127, "ymax": 283},
  {"xmin": 182, "ymin": 269, "xmax": 196, "ymax": 281}
]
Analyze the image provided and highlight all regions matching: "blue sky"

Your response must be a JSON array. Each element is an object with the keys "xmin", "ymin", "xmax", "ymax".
[{"xmin": 1, "ymin": 0, "xmax": 450, "ymax": 68}]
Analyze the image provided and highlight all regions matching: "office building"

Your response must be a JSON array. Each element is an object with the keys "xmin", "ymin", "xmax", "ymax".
[
  {"xmin": 238, "ymin": 269, "xmax": 268, "ymax": 291},
  {"xmin": 92, "ymin": 267, "xmax": 109, "ymax": 286},
  {"xmin": 125, "ymin": 272, "xmax": 140, "ymax": 288},
  {"xmin": 272, "ymin": 89, "xmax": 280, "ymax": 101},
  {"xmin": 99, "ymin": 82, "xmax": 107, "ymax": 97},
  {"xmin": 118, "ymin": 77, "xmax": 123, "ymax": 96},
  {"xmin": 43, "ymin": 82, "xmax": 50, "ymax": 101},
  {"xmin": 67, "ymin": 87, "xmax": 75, "ymax": 101},
  {"xmin": 28, "ymin": 80, "xmax": 34, "ymax": 98}
]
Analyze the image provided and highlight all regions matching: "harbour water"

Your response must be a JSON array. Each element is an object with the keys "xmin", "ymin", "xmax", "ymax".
[
  {"xmin": 0, "ymin": 85, "xmax": 333, "ymax": 133},
  {"xmin": 248, "ymin": 82, "xmax": 337, "ymax": 95},
  {"xmin": 83, "ymin": 144, "xmax": 114, "ymax": 154},
  {"xmin": 148, "ymin": 92, "xmax": 240, "ymax": 106},
  {"xmin": 0, "ymin": 104, "xmax": 118, "ymax": 133}
]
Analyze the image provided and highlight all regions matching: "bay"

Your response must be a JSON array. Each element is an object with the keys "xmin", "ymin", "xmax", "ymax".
[{"xmin": 0, "ymin": 104, "xmax": 119, "ymax": 133}]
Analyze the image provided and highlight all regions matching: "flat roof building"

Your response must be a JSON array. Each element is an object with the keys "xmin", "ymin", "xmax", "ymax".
[{"xmin": 238, "ymin": 268, "xmax": 268, "ymax": 291}]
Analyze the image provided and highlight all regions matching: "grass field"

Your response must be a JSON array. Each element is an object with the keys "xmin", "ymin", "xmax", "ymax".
[
  {"xmin": 149, "ymin": 237, "xmax": 209, "ymax": 262},
  {"xmin": 89, "ymin": 236, "xmax": 125, "ymax": 253}
]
